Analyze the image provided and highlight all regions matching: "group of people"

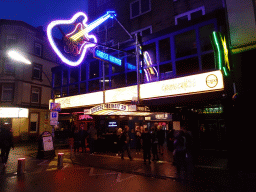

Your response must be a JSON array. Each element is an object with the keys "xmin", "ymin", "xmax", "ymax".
[
  {"xmin": 118, "ymin": 124, "xmax": 193, "ymax": 179},
  {"xmin": 118, "ymin": 124, "xmax": 168, "ymax": 163},
  {"xmin": 73, "ymin": 124, "xmax": 97, "ymax": 155}
]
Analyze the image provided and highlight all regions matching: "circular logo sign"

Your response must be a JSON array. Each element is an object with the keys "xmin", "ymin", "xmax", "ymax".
[{"xmin": 206, "ymin": 74, "xmax": 218, "ymax": 88}]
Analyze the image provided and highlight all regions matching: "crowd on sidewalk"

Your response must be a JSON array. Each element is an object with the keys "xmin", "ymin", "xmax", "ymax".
[{"xmin": 69, "ymin": 123, "xmax": 194, "ymax": 179}]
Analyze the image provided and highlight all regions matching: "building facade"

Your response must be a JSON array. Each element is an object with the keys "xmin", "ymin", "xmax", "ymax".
[
  {"xmin": 50, "ymin": 0, "xmax": 232, "ymax": 154},
  {"xmin": 0, "ymin": 19, "xmax": 59, "ymax": 142}
]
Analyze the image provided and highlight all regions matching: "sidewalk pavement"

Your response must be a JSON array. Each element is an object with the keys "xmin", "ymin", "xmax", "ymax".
[
  {"xmin": 2, "ymin": 142, "xmax": 256, "ymax": 191},
  {"xmin": 70, "ymin": 147, "xmax": 232, "ymax": 190}
]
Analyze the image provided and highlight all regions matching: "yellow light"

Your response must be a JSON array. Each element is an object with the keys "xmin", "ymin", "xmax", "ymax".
[{"xmin": 0, "ymin": 108, "xmax": 29, "ymax": 118}]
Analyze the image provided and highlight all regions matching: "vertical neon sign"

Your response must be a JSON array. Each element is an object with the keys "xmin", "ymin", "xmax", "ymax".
[{"xmin": 210, "ymin": 31, "xmax": 230, "ymax": 76}]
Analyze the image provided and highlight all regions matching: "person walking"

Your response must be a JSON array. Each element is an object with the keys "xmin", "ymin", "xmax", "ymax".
[
  {"xmin": 0, "ymin": 125, "xmax": 14, "ymax": 167},
  {"xmin": 151, "ymin": 127, "xmax": 159, "ymax": 161},
  {"xmin": 141, "ymin": 128, "xmax": 152, "ymax": 163},
  {"xmin": 173, "ymin": 125, "xmax": 193, "ymax": 180},
  {"xmin": 135, "ymin": 127, "xmax": 142, "ymax": 152},
  {"xmin": 88, "ymin": 125, "xmax": 97, "ymax": 155},
  {"xmin": 79, "ymin": 124, "xmax": 88, "ymax": 153},
  {"xmin": 157, "ymin": 125, "xmax": 165, "ymax": 155},
  {"xmin": 120, "ymin": 126, "xmax": 132, "ymax": 160},
  {"xmin": 73, "ymin": 129, "xmax": 81, "ymax": 153}
]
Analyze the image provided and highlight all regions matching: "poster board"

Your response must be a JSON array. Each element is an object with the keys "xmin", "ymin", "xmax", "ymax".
[{"xmin": 43, "ymin": 136, "xmax": 54, "ymax": 151}]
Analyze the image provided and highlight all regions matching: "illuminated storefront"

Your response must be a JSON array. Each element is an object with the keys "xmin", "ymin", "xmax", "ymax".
[{"xmin": 49, "ymin": 10, "xmax": 230, "ymax": 151}]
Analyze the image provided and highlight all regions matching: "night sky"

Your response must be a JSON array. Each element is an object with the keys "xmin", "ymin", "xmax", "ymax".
[{"xmin": 0, "ymin": 0, "xmax": 88, "ymax": 31}]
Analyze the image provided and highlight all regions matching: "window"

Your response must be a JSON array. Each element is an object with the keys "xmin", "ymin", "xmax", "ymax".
[
  {"xmin": 200, "ymin": 24, "xmax": 215, "ymax": 52},
  {"xmin": 32, "ymin": 64, "xmax": 42, "ymax": 80},
  {"xmin": 175, "ymin": 6, "xmax": 205, "ymax": 25},
  {"xmin": 159, "ymin": 63, "xmax": 172, "ymax": 80},
  {"xmin": 81, "ymin": 63, "xmax": 87, "ymax": 81},
  {"xmin": 130, "ymin": 0, "xmax": 151, "ymax": 19},
  {"xmin": 175, "ymin": 30, "xmax": 197, "ymax": 58},
  {"xmin": 176, "ymin": 57, "xmax": 199, "ymax": 76},
  {"xmin": 88, "ymin": 80, "xmax": 100, "ymax": 92},
  {"xmin": 89, "ymin": 60, "xmax": 100, "ymax": 79},
  {"xmin": 1, "ymin": 84, "xmax": 14, "ymax": 102},
  {"xmin": 159, "ymin": 38, "xmax": 171, "ymax": 62},
  {"xmin": 63, "ymin": 69, "xmax": 69, "ymax": 85},
  {"xmin": 34, "ymin": 43, "xmax": 42, "ymax": 57},
  {"xmin": 31, "ymin": 87, "xmax": 41, "ymax": 104},
  {"xmin": 70, "ymin": 67, "xmax": 79, "ymax": 83},
  {"xmin": 202, "ymin": 53, "xmax": 215, "ymax": 71},
  {"xmin": 111, "ymin": 74, "xmax": 126, "ymax": 88},
  {"xmin": 54, "ymin": 71, "xmax": 62, "ymax": 87},
  {"xmin": 69, "ymin": 84, "xmax": 79, "ymax": 96},
  {"xmin": 4, "ymin": 58, "xmax": 15, "ymax": 75},
  {"xmin": 127, "ymin": 71, "xmax": 137, "ymax": 85},
  {"xmin": 132, "ymin": 26, "xmax": 152, "ymax": 37},
  {"xmin": 6, "ymin": 36, "xmax": 17, "ymax": 47},
  {"xmin": 30, "ymin": 113, "xmax": 39, "ymax": 133}
]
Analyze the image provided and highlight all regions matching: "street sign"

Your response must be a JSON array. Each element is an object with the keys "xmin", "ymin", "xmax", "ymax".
[
  {"xmin": 50, "ymin": 120, "xmax": 58, "ymax": 126},
  {"xmin": 50, "ymin": 103, "xmax": 61, "ymax": 112},
  {"xmin": 50, "ymin": 112, "xmax": 58, "ymax": 121}
]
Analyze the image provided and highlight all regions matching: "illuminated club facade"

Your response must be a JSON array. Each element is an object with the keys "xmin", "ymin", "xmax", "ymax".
[{"xmin": 50, "ymin": 1, "xmax": 232, "ymax": 152}]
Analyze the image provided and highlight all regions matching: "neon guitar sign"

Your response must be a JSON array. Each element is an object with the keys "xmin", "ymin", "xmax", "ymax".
[
  {"xmin": 47, "ymin": 11, "xmax": 116, "ymax": 66},
  {"xmin": 143, "ymin": 51, "xmax": 158, "ymax": 82}
]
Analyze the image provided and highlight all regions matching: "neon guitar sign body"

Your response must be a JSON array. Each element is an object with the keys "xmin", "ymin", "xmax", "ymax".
[{"xmin": 47, "ymin": 11, "xmax": 116, "ymax": 66}]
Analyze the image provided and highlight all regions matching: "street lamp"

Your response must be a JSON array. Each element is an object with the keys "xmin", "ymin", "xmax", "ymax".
[{"xmin": 7, "ymin": 50, "xmax": 32, "ymax": 65}]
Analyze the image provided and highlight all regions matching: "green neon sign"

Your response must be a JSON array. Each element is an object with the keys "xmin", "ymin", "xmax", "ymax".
[{"xmin": 210, "ymin": 31, "xmax": 230, "ymax": 76}]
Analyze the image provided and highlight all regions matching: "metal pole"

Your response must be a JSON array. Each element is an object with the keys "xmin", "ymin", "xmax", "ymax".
[{"xmin": 135, "ymin": 33, "xmax": 140, "ymax": 104}]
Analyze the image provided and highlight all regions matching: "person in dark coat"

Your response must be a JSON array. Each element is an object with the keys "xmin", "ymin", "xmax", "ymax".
[
  {"xmin": 141, "ymin": 128, "xmax": 152, "ymax": 163},
  {"xmin": 157, "ymin": 125, "xmax": 165, "ymax": 155},
  {"xmin": 151, "ymin": 127, "xmax": 159, "ymax": 161},
  {"xmin": 167, "ymin": 129, "xmax": 174, "ymax": 152},
  {"xmin": 73, "ymin": 129, "xmax": 81, "ymax": 153},
  {"xmin": 88, "ymin": 125, "xmax": 97, "ymax": 155},
  {"xmin": 79, "ymin": 124, "xmax": 88, "ymax": 153},
  {"xmin": 0, "ymin": 126, "xmax": 14, "ymax": 167},
  {"xmin": 120, "ymin": 126, "xmax": 132, "ymax": 160}
]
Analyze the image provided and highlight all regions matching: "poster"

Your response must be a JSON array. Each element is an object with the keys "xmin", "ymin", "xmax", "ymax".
[{"xmin": 43, "ymin": 136, "xmax": 54, "ymax": 151}]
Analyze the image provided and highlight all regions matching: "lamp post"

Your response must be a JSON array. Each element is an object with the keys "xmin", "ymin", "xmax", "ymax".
[
  {"xmin": 7, "ymin": 50, "xmax": 54, "ymax": 137},
  {"xmin": 7, "ymin": 50, "xmax": 32, "ymax": 65}
]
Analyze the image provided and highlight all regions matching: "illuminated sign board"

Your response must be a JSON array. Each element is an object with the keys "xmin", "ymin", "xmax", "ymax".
[
  {"xmin": 53, "ymin": 70, "xmax": 224, "ymax": 109},
  {"xmin": 105, "ymin": 85, "xmax": 137, "ymax": 103},
  {"xmin": 0, "ymin": 108, "xmax": 29, "ymax": 118},
  {"xmin": 53, "ymin": 91, "xmax": 103, "ymax": 109},
  {"xmin": 94, "ymin": 49, "xmax": 122, "ymax": 66},
  {"xmin": 90, "ymin": 103, "xmax": 129, "ymax": 114},
  {"xmin": 140, "ymin": 70, "xmax": 224, "ymax": 100},
  {"xmin": 47, "ymin": 11, "xmax": 116, "ymax": 66}
]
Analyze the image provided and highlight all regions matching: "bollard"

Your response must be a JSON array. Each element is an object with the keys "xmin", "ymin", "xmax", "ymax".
[
  {"xmin": 17, "ymin": 158, "xmax": 26, "ymax": 175},
  {"xmin": 70, "ymin": 145, "xmax": 73, "ymax": 158},
  {"xmin": 57, "ymin": 153, "xmax": 64, "ymax": 168}
]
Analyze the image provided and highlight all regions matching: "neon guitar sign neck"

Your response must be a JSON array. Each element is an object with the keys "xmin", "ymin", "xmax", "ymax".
[{"xmin": 47, "ymin": 11, "xmax": 116, "ymax": 66}]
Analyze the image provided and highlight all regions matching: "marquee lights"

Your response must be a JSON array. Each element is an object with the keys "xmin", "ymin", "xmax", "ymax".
[
  {"xmin": 53, "ymin": 70, "xmax": 224, "ymax": 109},
  {"xmin": 47, "ymin": 11, "xmax": 116, "ymax": 66}
]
